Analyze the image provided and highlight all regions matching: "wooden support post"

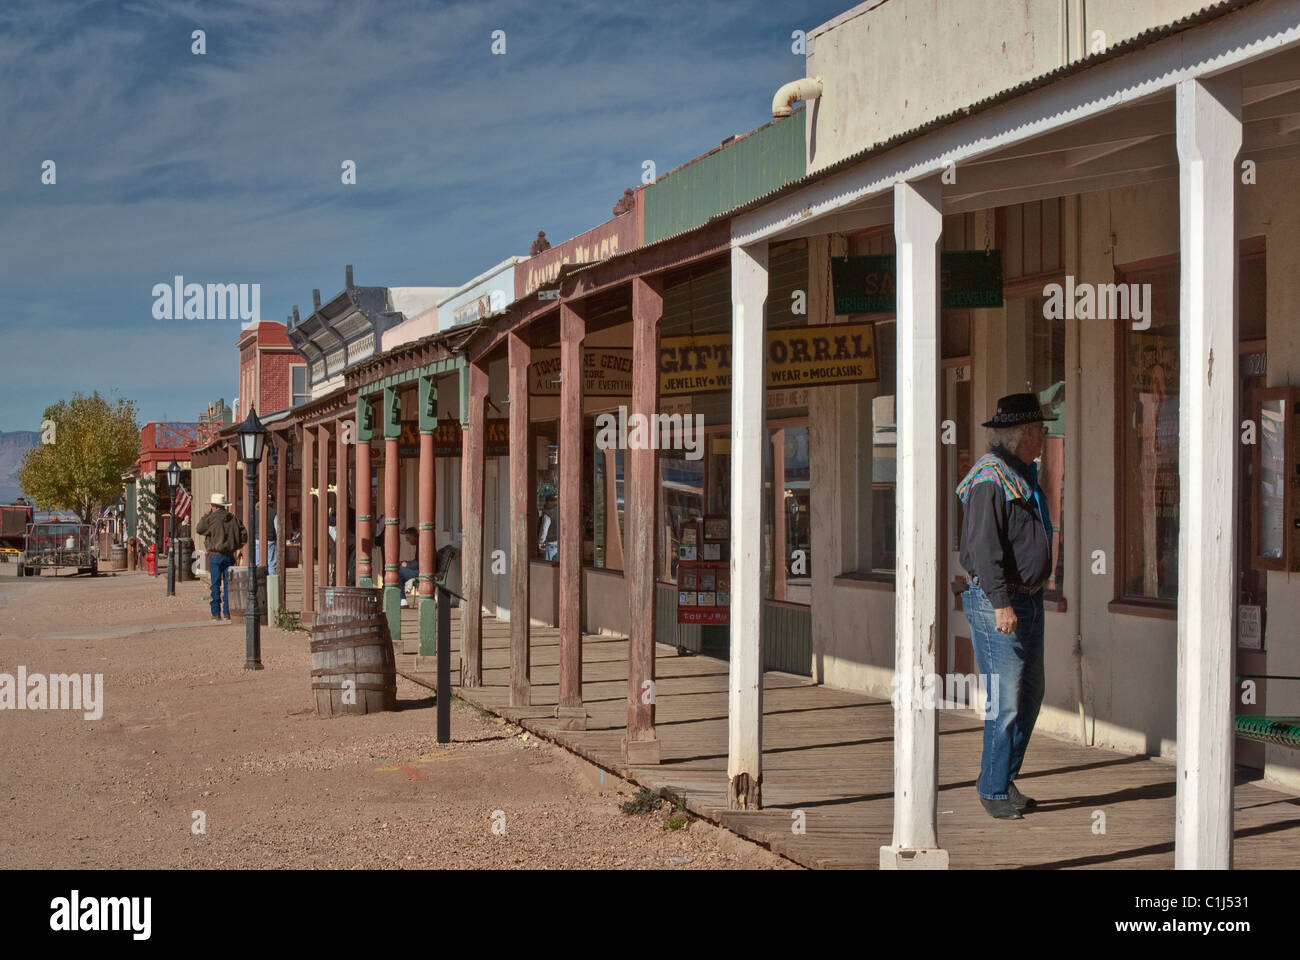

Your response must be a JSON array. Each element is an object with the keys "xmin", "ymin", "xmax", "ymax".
[
  {"xmin": 257, "ymin": 437, "xmax": 268, "ymax": 619},
  {"xmin": 880, "ymin": 177, "xmax": 948, "ymax": 870},
  {"xmin": 301, "ymin": 427, "xmax": 315, "ymax": 624},
  {"xmin": 508, "ymin": 332, "xmax": 532, "ymax": 707},
  {"xmin": 335, "ymin": 415, "xmax": 349, "ymax": 585},
  {"xmin": 728, "ymin": 244, "xmax": 766, "ymax": 802},
  {"xmin": 316, "ymin": 424, "xmax": 330, "ymax": 591},
  {"xmin": 461, "ymin": 362, "xmax": 489, "ymax": 688},
  {"xmin": 273, "ymin": 433, "xmax": 287, "ymax": 614},
  {"xmin": 624, "ymin": 277, "xmax": 662, "ymax": 764},
  {"xmin": 418, "ymin": 376, "xmax": 438, "ymax": 657},
  {"xmin": 383, "ymin": 387, "xmax": 402, "ymax": 643},
  {"xmin": 1175, "ymin": 76, "xmax": 1240, "ymax": 871},
  {"xmin": 227, "ymin": 442, "xmax": 237, "ymax": 510},
  {"xmin": 558, "ymin": 302, "xmax": 587, "ymax": 730},
  {"xmin": 356, "ymin": 397, "xmax": 374, "ymax": 588}
]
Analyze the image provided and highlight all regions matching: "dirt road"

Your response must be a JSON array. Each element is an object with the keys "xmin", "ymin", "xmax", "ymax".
[{"xmin": 0, "ymin": 566, "xmax": 793, "ymax": 869}]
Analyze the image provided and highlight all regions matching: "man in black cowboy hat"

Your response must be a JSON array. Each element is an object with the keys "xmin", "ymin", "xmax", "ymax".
[{"xmin": 955, "ymin": 392, "xmax": 1055, "ymax": 820}]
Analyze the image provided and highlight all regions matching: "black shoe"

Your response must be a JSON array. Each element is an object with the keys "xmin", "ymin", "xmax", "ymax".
[
  {"xmin": 1007, "ymin": 782, "xmax": 1036, "ymax": 811},
  {"xmin": 979, "ymin": 796, "xmax": 1022, "ymax": 820}
]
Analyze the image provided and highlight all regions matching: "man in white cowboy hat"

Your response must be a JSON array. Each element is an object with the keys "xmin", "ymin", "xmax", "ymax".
[
  {"xmin": 195, "ymin": 492, "xmax": 247, "ymax": 622},
  {"xmin": 956, "ymin": 392, "xmax": 1056, "ymax": 821}
]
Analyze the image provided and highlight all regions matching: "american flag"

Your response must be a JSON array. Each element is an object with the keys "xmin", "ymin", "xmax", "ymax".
[{"xmin": 172, "ymin": 482, "xmax": 192, "ymax": 523}]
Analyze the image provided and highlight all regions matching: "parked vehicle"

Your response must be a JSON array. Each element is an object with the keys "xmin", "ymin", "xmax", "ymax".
[
  {"xmin": 19, "ymin": 522, "xmax": 97, "ymax": 577},
  {"xmin": 1, "ymin": 499, "xmax": 35, "ymax": 564}
]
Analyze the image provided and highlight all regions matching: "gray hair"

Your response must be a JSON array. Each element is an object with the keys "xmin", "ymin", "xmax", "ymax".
[{"xmin": 988, "ymin": 424, "xmax": 1028, "ymax": 453}]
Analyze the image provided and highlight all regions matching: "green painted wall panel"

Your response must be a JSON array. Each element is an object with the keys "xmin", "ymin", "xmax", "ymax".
[{"xmin": 643, "ymin": 110, "xmax": 805, "ymax": 245}]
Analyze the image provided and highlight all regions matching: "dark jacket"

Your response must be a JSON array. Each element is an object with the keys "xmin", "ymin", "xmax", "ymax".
[
  {"xmin": 195, "ymin": 507, "xmax": 247, "ymax": 557},
  {"xmin": 957, "ymin": 447, "xmax": 1053, "ymax": 608}
]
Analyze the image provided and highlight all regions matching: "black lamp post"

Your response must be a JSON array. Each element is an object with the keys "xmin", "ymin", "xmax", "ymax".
[
  {"xmin": 117, "ymin": 495, "xmax": 126, "ymax": 546},
  {"xmin": 165, "ymin": 459, "xmax": 180, "ymax": 596},
  {"xmin": 237, "ymin": 407, "xmax": 267, "ymax": 670}
]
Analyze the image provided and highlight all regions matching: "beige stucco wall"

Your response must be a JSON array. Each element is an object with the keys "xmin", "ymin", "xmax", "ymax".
[{"xmin": 805, "ymin": 0, "xmax": 1218, "ymax": 172}]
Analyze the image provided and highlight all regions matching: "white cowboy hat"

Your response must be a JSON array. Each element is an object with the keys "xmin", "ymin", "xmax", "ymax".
[{"xmin": 209, "ymin": 493, "xmax": 231, "ymax": 507}]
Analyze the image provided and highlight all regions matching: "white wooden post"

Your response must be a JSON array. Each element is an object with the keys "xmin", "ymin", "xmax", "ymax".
[
  {"xmin": 880, "ymin": 177, "xmax": 948, "ymax": 869},
  {"xmin": 728, "ymin": 241, "xmax": 768, "ymax": 809},
  {"xmin": 1174, "ymin": 75, "xmax": 1240, "ymax": 870}
]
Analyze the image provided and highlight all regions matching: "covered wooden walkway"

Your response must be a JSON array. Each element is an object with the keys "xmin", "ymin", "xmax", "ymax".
[{"xmin": 394, "ymin": 611, "xmax": 1300, "ymax": 869}]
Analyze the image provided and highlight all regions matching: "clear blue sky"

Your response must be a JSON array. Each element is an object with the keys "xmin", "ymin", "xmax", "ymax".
[{"xmin": 0, "ymin": 0, "xmax": 849, "ymax": 431}]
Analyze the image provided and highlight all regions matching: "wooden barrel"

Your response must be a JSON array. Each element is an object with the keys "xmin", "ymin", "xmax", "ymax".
[
  {"xmin": 310, "ymin": 586, "xmax": 396, "ymax": 717},
  {"xmin": 228, "ymin": 565, "xmax": 268, "ymax": 624},
  {"xmin": 110, "ymin": 545, "xmax": 127, "ymax": 571}
]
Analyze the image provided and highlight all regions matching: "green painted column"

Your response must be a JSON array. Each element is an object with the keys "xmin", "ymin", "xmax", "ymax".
[
  {"xmin": 382, "ymin": 386, "xmax": 402, "ymax": 645},
  {"xmin": 418, "ymin": 375, "xmax": 438, "ymax": 657}
]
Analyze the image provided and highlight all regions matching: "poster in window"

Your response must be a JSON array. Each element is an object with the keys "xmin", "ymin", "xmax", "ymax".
[
  {"xmin": 1127, "ymin": 331, "xmax": 1180, "ymax": 599},
  {"xmin": 1258, "ymin": 399, "xmax": 1285, "ymax": 560},
  {"xmin": 703, "ymin": 516, "xmax": 729, "ymax": 541}
]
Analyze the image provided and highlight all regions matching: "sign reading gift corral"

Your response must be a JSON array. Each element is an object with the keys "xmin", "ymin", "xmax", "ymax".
[
  {"xmin": 659, "ymin": 322, "xmax": 877, "ymax": 396},
  {"xmin": 832, "ymin": 250, "xmax": 1002, "ymax": 314}
]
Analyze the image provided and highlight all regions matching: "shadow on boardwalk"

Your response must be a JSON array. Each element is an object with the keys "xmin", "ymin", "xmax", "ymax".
[{"xmin": 373, "ymin": 602, "xmax": 1300, "ymax": 869}]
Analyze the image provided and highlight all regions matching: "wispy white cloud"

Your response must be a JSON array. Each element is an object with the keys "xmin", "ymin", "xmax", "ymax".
[{"xmin": 0, "ymin": 0, "xmax": 842, "ymax": 427}]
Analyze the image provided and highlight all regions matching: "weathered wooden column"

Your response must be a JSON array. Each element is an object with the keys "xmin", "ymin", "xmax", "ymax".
[
  {"xmin": 257, "ymin": 437, "xmax": 268, "ymax": 608},
  {"xmin": 316, "ymin": 423, "xmax": 330, "ymax": 590},
  {"xmin": 460, "ymin": 364, "xmax": 471, "ymax": 533},
  {"xmin": 301, "ymin": 427, "xmax": 315, "ymax": 624},
  {"xmin": 507, "ymin": 332, "xmax": 532, "ymax": 706},
  {"xmin": 227, "ymin": 442, "xmax": 238, "ymax": 509},
  {"xmin": 1174, "ymin": 76, "xmax": 1240, "ymax": 871},
  {"xmin": 356, "ymin": 397, "xmax": 374, "ymax": 588},
  {"xmin": 558, "ymin": 301, "xmax": 587, "ymax": 730},
  {"xmin": 624, "ymin": 277, "xmax": 662, "ymax": 764},
  {"xmin": 418, "ymin": 375, "xmax": 438, "ymax": 657},
  {"xmin": 382, "ymin": 386, "xmax": 402, "ymax": 643},
  {"xmin": 728, "ymin": 244, "xmax": 766, "ymax": 802},
  {"xmin": 335, "ymin": 415, "xmax": 349, "ymax": 586},
  {"xmin": 273, "ymin": 433, "xmax": 287, "ymax": 615},
  {"xmin": 461, "ymin": 361, "xmax": 489, "ymax": 688},
  {"xmin": 881, "ymin": 177, "xmax": 947, "ymax": 870}
]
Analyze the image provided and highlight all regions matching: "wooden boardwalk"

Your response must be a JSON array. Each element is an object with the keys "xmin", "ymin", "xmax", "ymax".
[{"xmin": 380, "ymin": 604, "xmax": 1300, "ymax": 868}]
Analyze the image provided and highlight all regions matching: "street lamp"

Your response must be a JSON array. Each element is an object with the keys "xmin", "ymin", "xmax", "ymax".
[
  {"xmin": 117, "ymin": 495, "xmax": 126, "ymax": 545},
  {"xmin": 165, "ymin": 459, "xmax": 180, "ymax": 597},
  {"xmin": 237, "ymin": 407, "xmax": 267, "ymax": 671}
]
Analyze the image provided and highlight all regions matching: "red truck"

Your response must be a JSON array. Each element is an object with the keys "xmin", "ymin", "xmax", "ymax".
[{"xmin": 1, "ymin": 499, "xmax": 34, "ymax": 565}]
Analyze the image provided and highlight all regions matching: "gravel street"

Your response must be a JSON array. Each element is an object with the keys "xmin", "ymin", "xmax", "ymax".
[{"xmin": 0, "ymin": 566, "xmax": 794, "ymax": 869}]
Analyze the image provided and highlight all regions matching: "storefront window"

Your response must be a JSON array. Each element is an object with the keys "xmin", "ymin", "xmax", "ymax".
[
  {"xmin": 659, "ymin": 452, "xmax": 705, "ymax": 582},
  {"xmin": 592, "ymin": 443, "xmax": 625, "ymax": 571},
  {"xmin": 872, "ymin": 319, "xmax": 897, "ymax": 572},
  {"xmin": 1021, "ymin": 295, "xmax": 1066, "ymax": 593},
  {"xmin": 1118, "ymin": 262, "xmax": 1180, "ymax": 601},
  {"xmin": 534, "ymin": 424, "xmax": 558, "ymax": 563},
  {"xmin": 766, "ymin": 424, "xmax": 811, "ymax": 603}
]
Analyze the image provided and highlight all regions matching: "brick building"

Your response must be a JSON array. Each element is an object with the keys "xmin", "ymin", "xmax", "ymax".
[{"xmin": 236, "ymin": 321, "xmax": 307, "ymax": 420}]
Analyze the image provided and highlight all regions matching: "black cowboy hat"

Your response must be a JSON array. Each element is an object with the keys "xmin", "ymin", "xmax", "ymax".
[{"xmin": 981, "ymin": 392, "xmax": 1058, "ymax": 428}]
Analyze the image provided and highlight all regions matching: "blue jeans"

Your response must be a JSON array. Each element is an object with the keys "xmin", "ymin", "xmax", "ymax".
[
  {"xmin": 961, "ymin": 580, "xmax": 1045, "ymax": 801},
  {"xmin": 398, "ymin": 563, "xmax": 418, "ymax": 591},
  {"xmin": 256, "ymin": 540, "xmax": 277, "ymax": 575},
  {"xmin": 209, "ymin": 554, "xmax": 234, "ymax": 618}
]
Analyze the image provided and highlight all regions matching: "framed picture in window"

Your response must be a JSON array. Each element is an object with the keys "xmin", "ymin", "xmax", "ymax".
[
  {"xmin": 703, "ymin": 516, "xmax": 729, "ymax": 541},
  {"xmin": 1251, "ymin": 386, "xmax": 1300, "ymax": 572}
]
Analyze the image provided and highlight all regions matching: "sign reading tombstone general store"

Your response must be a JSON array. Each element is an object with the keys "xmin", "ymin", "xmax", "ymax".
[
  {"xmin": 529, "ymin": 348, "xmax": 634, "ymax": 396},
  {"xmin": 832, "ymin": 250, "xmax": 1003, "ymax": 314},
  {"xmin": 659, "ymin": 322, "xmax": 877, "ymax": 396}
]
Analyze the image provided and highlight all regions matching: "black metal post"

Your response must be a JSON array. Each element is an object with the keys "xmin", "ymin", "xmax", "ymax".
[
  {"xmin": 244, "ymin": 463, "xmax": 263, "ymax": 671},
  {"xmin": 437, "ymin": 584, "xmax": 450, "ymax": 743},
  {"xmin": 166, "ymin": 512, "xmax": 176, "ymax": 596}
]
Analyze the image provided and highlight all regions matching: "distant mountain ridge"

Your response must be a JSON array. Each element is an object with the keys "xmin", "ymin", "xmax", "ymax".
[{"xmin": 0, "ymin": 431, "xmax": 39, "ymax": 503}]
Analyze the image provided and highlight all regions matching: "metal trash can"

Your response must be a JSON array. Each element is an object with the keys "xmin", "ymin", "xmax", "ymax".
[{"xmin": 177, "ymin": 538, "xmax": 195, "ymax": 581}]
